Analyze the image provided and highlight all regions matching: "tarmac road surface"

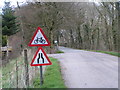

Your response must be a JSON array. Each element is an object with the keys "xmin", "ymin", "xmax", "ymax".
[{"xmin": 48, "ymin": 46, "xmax": 118, "ymax": 88}]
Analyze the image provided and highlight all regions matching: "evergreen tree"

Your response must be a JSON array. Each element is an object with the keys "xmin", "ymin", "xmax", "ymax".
[
  {"xmin": 2, "ymin": 2, "xmax": 19, "ymax": 36},
  {"xmin": 2, "ymin": 2, "xmax": 19, "ymax": 46}
]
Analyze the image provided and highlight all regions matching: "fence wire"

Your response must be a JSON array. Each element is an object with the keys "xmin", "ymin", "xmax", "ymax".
[{"xmin": 2, "ymin": 49, "xmax": 39, "ymax": 88}]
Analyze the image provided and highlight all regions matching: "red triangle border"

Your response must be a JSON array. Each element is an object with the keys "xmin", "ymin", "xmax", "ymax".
[
  {"xmin": 28, "ymin": 27, "xmax": 50, "ymax": 46},
  {"xmin": 30, "ymin": 47, "xmax": 52, "ymax": 66}
]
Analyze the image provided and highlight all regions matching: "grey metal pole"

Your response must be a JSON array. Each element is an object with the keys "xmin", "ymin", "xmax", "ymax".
[{"xmin": 40, "ymin": 66, "xmax": 43, "ymax": 86}]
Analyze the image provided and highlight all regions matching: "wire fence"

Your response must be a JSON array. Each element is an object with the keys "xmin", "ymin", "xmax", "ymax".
[{"xmin": 2, "ymin": 49, "xmax": 39, "ymax": 88}]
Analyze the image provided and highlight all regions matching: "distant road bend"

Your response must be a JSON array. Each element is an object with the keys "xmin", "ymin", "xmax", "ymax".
[{"xmin": 48, "ymin": 46, "xmax": 118, "ymax": 88}]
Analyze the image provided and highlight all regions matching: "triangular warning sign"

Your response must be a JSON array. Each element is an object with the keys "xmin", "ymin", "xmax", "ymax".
[
  {"xmin": 31, "ymin": 47, "xmax": 52, "ymax": 66},
  {"xmin": 28, "ymin": 27, "xmax": 50, "ymax": 46}
]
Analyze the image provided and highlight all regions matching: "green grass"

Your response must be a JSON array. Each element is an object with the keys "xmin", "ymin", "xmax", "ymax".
[
  {"xmin": 95, "ymin": 50, "xmax": 120, "ymax": 57},
  {"xmin": 2, "ymin": 59, "xmax": 16, "ymax": 88},
  {"xmin": 2, "ymin": 58, "xmax": 16, "ymax": 81},
  {"xmin": 2, "ymin": 56, "xmax": 24, "ymax": 88},
  {"xmin": 55, "ymin": 50, "xmax": 64, "ymax": 54},
  {"xmin": 33, "ymin": 57, "xmax": 66, "ymax": 88},
  {"xmin": 86, "ymin": 50, "xmax": 120, "ymax": 57}
]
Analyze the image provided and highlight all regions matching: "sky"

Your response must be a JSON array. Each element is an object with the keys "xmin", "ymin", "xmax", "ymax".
[
  {"xmin": 0, "ymin": 0, "xmax": 26, "ymax": 13},
  {"xmin": 0, "ymin": 0, "xmax": 26, "ymax": 8},
  {"xmin": 0, "ymin": 0, "xmax": 118, "ymax": 8},
  {"xmin": 0, "ymin": 0, "xmax": 119, "ymax": 13}
]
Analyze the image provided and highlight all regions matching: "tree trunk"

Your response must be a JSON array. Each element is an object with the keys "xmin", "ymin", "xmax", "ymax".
[
  {"xmin": 16, "ymin": 59, "xmax": 18, "ymax": 88},
  {"xmin": 96, "ymin": 28, "xmax": 100, "ymax": 50},
  {"xmin": 77, "ymin": 26, "xmax": 83, "ymax": 49},
  {"xmin": 49, "ymin": 28, "xmax": 54, "ymax": 54},
  {"xmin": 70, "ymin": 29, "xmax": 74, "ymax": 48}
]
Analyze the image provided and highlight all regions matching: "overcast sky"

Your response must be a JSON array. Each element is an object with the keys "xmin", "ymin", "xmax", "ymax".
[
  {"xmin": 0, "ymin": 0, "xmax": 118, "ymax": 13},
  {"xmin": 1, "ymin": 0, "xmax": 27, "ymax": 7},
  {"xmin": 0, "ymin": 0, "xmax": 26, "ymax": 13},
  {"xmin": 0, "ymin": 0, "xmax": 118, "ymax": 8}
]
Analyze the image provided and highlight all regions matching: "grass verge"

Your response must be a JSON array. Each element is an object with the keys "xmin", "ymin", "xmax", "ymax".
[
  {"xmin": 1, "ymin": 57, "xmax": 24, "ymax": 88},
  {"xmin": 55, "ymin": 50, "xmax": 64, "ymax": 54},
  {"xmin": 86, "ymin": 50, "xmax": 120, "ymax": 57},
  {"xmin": 33, "ymin": 57, "xmax": 66, "ymax": 88},
  {"xmin": 95, "ymin": 50, "xmax": 120, "ymax": 57}
]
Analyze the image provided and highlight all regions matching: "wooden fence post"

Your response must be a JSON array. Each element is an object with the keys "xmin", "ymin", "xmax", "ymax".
[
  {"xmin": 16, "ymin": 59, "xmax": 18, "ymax": 88},
  {"xmin": 24, "ymin": 49, "xmax": 29, "ymax": 88}
]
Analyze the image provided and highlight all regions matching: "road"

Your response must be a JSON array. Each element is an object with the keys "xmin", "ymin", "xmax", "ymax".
[{"xmin": 48, "ymin": 46, "xmax": 118, "ymax": 88}]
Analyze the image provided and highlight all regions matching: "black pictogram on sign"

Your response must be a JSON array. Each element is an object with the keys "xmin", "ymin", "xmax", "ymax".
[
  {"xmin": 37, "ymin": 53, "xmax": 44, "ymax": 64},
  {"xmin": 34, "ymin": 37, "xmax": 46, "ymax": 44}
]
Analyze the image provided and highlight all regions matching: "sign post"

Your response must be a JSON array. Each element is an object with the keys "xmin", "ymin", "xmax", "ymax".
[
  {"xmin": 40, "ymin": 66, "xmax": 43, "ymax": 86},
  {"xmin": 28, "ymin": 27, "xmax": 51, "ymax": 86}
]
